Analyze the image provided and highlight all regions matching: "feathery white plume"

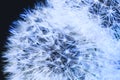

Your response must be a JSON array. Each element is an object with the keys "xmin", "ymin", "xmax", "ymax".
[{"xmin": 3, "ymin": 0, "xmax": 120, "ymax": 80}]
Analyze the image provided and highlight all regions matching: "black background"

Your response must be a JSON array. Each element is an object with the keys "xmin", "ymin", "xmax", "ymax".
[{"xmin": 0, "ymin": 0, "xmax": 45, "ymax": 79}]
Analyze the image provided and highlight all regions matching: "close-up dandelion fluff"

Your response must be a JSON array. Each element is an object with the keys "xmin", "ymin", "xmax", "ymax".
[{"xmin": 2, "ymin": 0, "xmax": 120, "ymax": 80}]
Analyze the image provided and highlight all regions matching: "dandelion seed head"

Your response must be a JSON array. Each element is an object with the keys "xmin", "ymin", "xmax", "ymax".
[{"xmin": 3, "ymin": 0, "xmax": 120, "ymax": 80}]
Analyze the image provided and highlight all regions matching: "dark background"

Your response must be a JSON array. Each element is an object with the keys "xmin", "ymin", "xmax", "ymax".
[{"xmin": 0, "ymin": 0, "xmax": 45, "ymax": 79}]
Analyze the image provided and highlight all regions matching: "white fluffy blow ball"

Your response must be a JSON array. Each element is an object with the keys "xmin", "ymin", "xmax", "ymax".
[{"xmin": 3, "ymin": 0, "xmax": 120, "ymax": 80}]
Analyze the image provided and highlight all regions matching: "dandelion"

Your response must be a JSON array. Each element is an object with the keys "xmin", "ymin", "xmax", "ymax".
[{"xmin": 3, "ymin": 0, "xmax": 120, "ymax": 80}]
